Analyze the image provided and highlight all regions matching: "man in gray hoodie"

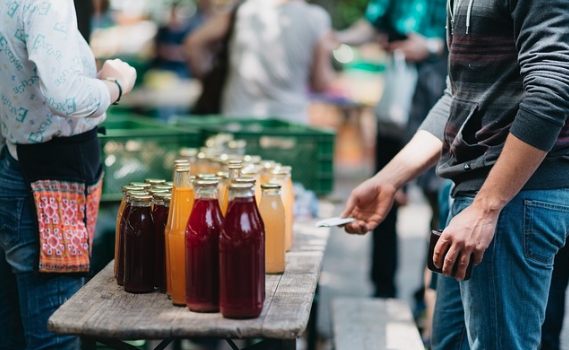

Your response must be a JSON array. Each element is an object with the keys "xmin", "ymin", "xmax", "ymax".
[{"xmin": 340, "ymin": 1, "xmax": 569, "ymax": 349}]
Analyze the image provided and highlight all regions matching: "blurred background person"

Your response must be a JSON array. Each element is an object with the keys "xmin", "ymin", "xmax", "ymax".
[
  {"xmin": 152, "ymin": 0, "xmax": 213, "ymax": 120},
  {"xmin": 184, "ymin": 0, "xmax": 336, "ymax": 124},
  {"xmin": 335, "ymin": 0, "xmax": 447, "ymax": 304}
]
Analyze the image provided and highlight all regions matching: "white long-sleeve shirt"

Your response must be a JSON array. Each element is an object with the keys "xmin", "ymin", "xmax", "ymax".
[{"xmin": 0, "ymin": 0, "xmax": 111, "ymax": 160}]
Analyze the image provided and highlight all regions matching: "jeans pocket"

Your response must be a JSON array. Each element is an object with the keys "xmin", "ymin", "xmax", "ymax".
[
  {"xmin": 524, "ymin": 199, "xmax": 569, "ymax": 265},
  {"xmin": 0, "ymin": 196, "xmax": 25, "ymax": 249}
]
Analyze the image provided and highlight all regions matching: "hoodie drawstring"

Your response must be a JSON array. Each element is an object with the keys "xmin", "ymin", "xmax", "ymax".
[
  {"xmin": 466, "ymin": 0, "xmax": 474, "ymax": 34},
  {"xmin": 449, "ymin": 0, "xmax": 474, "ymax": 35}
]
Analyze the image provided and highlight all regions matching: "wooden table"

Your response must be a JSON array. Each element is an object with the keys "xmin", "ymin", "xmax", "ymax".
[{"xmin": 48, "ymin": 204, "xmax": 333, "ymax": 350}]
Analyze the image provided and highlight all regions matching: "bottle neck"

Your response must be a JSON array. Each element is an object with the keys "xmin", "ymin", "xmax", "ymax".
[
  {"xmin": 173, "ymin": 170, "xmax": 192, "ymax": 188},
  {"xmin": 195, "ymin": 186, "xmax": 218, "ymax": 200},
  {"xmin": 229, "ymin": 188, "xmax": 255, "ymax": 202},
  {"xmin": 261, "ymin": 189, "xmax": 281, "ymax": 197}
]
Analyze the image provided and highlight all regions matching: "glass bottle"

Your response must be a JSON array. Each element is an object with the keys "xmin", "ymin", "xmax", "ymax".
[
  {"xmin": 259, "ymin": 160, "xmax": 278, "ymax": 185},
  {"xmin": 241, "ymin": 167, "xmax": 262, "ymax": 206},
  {"xmin": 216, "ymin": 171, "xmax": 229, "ymax": 209},
  {"xmin": 259, "ymin": 183, "xmax": 286, "ymax": 274},
  {"xmin": 114, "ymin": 185, "xmax": 140, "ymax": 278},
  {"xmin": 220, "ymin": 183, "xmax": 265, "ymax": 319},
  {"xmin": 130, "ymin": 182, "xmax": 152, "ymax": 190},
  {"xmin": 270, "ymin": 167, "xmax": 295, "ymax": 252},
  {"xmin": 220, "ymin": 163, "xmax": 242, "ymax": 216},
  {"xmin": 166, "ymin": 163, "xmax": 194, "ymax": 305},
  {"xmin": 185, "ymin": 180, "xmax": 222, "ymax": 312},
  {"xmin": 123, "ymin": 194, "xmax": 155, "ymax": 293},
  {"xmin": 145, "ymin": 178, "xmax": 166, "ymax": 186},
  {"xmin": 117, "ymin": 189, "xmax": 148, "ymax": 286},
  {"xmin": 152, "ymin": 192, "xmax": 171, "ymax": 292},
  {"xmin": 165, "ymin": 159, "xmax": 190, "ymax": 295}
]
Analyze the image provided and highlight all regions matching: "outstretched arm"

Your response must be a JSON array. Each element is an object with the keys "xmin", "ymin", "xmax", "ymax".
[{"xmin": 341, "ymin": 130, "xmax": 442, "ymax": 234}]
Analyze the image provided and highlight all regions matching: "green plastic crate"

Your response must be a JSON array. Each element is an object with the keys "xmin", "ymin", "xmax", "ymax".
[
  {"xmin": 99, "ymin": 116, "xmax": 201, "ymax": 202},
  {"xmin": 170, "ymin": 116, "xmax": 335, "ymax": 196}
]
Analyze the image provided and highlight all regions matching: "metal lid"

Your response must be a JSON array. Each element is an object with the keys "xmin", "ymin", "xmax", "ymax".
[{"xmin": 261, "ymin": 183, "xmax": 281, "ymax": 190}]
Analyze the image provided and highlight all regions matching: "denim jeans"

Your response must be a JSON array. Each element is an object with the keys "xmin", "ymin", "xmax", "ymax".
[
  {"xmin": 431, "ymin": 189, "xmax": 569, "ymax": 350},
  {"xmin": 541, "ymin": 241, "xmax": 569, "ymax": 350},
  {"xmin": 0, "ymin": 146, "xmax": 83, "ymax": 350}
]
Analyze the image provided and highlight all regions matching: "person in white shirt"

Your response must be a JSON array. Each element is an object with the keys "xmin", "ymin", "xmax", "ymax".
[
  {"xmin": 0, "ymin": 1, "xmax": 136, "ymax": 349},
  {"xmin": 185, "ymin": 0, "xmax": 335, "ymax": 125}
]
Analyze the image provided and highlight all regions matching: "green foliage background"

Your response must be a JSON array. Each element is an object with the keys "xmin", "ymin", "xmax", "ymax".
[{"xmin": 310, "ymin": 0, "xmax": 369, "ymax": 29}]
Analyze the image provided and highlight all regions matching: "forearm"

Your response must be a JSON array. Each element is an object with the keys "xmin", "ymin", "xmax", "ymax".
[
  {"xmin": 472, "ymin": 133, "xmax": 547, "ymax": 213},
  {"xmin": 335, "ymin": 19, "xmax": 378, "ymax": 46},
  {"xmin": 373, "ymin": 130, "xmax": 442, "ymax": 189}
]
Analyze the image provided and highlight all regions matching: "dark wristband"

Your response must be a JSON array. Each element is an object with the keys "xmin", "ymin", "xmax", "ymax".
[{"xmin": 105, "ymin": 78, "xmax": 122, "ymax": 105}]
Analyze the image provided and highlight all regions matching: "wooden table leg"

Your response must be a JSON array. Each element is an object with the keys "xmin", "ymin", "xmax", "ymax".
[{"xmin": 81, "ymin": 337, "xmax": 97, "ymax": 350}]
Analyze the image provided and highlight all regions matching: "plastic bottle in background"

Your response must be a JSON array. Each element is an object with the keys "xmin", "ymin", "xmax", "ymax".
[
  {"xmin": 185, "ymin": 179, "xmax": 222, "ymax": 312},
  {"xmin": 220, "ymin": 183, "xmax": 265, "ymax": 319},
  {"xmin": 259, "ymin": 183, "xmax": 286, "ymax": 274},
  {"xmin": 123, "ymin": 194, "xmax": 155, "ymax": 293}
]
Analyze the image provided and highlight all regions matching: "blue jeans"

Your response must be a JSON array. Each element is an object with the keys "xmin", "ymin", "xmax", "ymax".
[
  {"xmin": 431, "ymin": 189, "xmax": 569, "ymax": 350},
  {"xmin": 0, "ymin": 146, "xmax": 83, "ymax": 350}
]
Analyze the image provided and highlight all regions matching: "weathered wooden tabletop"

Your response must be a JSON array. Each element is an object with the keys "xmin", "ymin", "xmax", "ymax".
[{"xmin": 48, "ymin": 209, "xmax": 332, "ymax": 342}]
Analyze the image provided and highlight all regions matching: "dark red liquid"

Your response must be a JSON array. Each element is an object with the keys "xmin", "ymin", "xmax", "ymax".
[
  {"xmin": 123, "ymin": 205, "xmax": 155, "ymax": 293},
  {"xmin": 152, "ymin": 203, "xmax": 169, "ymax": 292},
  {"xmin": 116, "ymin": 201, "xmax": 131, "ymax": 286},
  {"xmin": 220, "ymin": 197, "xmax": 265, "ymax": 319},
  {"xmin": 185, "ymin": 198, "xmax": 222, "ymax": 312}
]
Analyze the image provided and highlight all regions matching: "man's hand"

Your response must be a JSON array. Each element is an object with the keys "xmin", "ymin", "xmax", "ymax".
[
  {"xmin": 433, "ymin": 202, "xmax": 500, "ymax": 280},
  {"xmin": 340, "ymin": 177, "xmax": 398, "ymax": 235}
]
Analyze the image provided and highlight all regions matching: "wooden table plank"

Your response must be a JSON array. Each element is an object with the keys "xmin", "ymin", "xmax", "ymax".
[{"xmin": 48, "ymin": 214, "xmax": 331, "ymax": 341}]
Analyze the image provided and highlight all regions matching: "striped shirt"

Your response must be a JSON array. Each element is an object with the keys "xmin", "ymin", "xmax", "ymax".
[{"xmin": 420, "ymin": 0, "xmax": 569, "ymax": 194}]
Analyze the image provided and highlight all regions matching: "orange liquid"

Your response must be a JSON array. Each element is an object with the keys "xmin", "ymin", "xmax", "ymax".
[
  {"xmin": 168, "ymin": 187, "xmax": 194, "ymax": 305},
  {"xmin": 114, "ymin": 195, "xmax": 127, "ymax": 277},
  {"xmin": 165, "ymin": 191, "xmax": 176, "ymax": 297},
  {"xmin": 220, "ymin": 186, "xmax": 230, "ymax": 216},
  {"xmin": 259, "ymin": 192, "xmax": 286, "ymax": 274}
]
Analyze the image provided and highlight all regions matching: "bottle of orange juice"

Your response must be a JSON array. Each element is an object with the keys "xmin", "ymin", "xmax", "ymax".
[
  {"xmin": 259, "ymin": 183, "xmax": 286, "ymax": 274},
  {"xmin": 166, "ymin": 163, "xmax": 194, "ymax": 305},
  {"xmin": 270, "ymin": 166, "xmax": 294, "ymax": 252}
]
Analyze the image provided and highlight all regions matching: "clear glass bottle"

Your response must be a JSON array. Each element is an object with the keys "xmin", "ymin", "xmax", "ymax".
[
  {"xmin": 152, "ymin": 192, "xmax": 171, "ymax": 292},
  {"xmin": 259, "ymin": 183, "xmax": 286, "ymax": 274},
  {"xmin": 185, "ymin": 180, "xmax": 222, "ymax": 312},
  {"xmin": 220, "ymin": 163, "xmax": 242, "ymax": 216},
  {"xmin": 166, "ymin": 163, "xmax": 194, "ymax": 305},
  {"xmin": 270, "ymin": 166, "xmax": 295, "ymax": 252},
  {"xmin": 117, "ymin": 189, "xmax": 148, "ymax": 286},
  {"xmin": 114, "ymin": 185, "xmax": 140, "ymax": 278},
  {"xmin": 145, "ymin": 178, "xmax": 166, "ymax": 187},
  {"xmin": 220, "ymin": 183, "xmax": 265, "ymax": 319},
  {"xmin": 124, "ymin": 194, "xmax": 155, "ymax": 293}
]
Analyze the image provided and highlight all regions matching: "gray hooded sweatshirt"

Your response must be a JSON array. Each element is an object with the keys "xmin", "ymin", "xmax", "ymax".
[{"xmin": 420, "ymin": 0, "xmax": 569, "ymax": 195}]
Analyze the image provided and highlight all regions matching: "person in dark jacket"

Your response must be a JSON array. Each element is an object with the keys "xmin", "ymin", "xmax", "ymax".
[{"xmin": 340, "ymin": 1, "xmax": 569, "ymax": 349}]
